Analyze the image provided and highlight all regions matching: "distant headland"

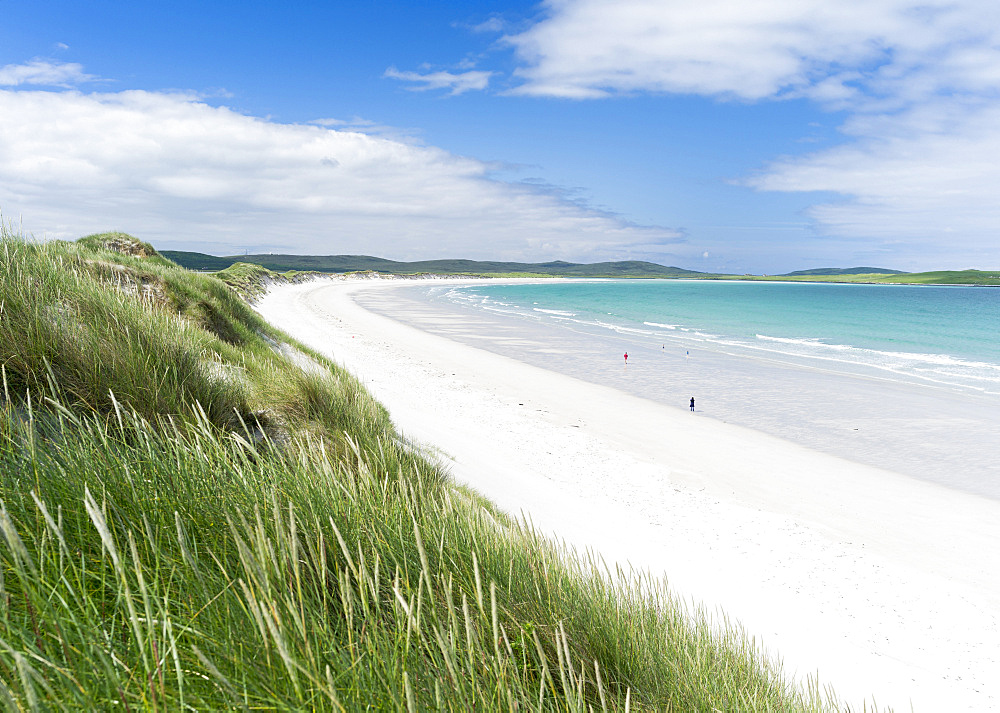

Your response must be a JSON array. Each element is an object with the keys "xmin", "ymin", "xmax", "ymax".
[{"xmin": 161, "ymin": 249, "xmax": 1000, "ymax": 285}]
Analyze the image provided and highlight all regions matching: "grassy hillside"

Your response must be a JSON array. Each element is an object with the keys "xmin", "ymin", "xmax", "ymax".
[
  {"xmin": 161, "ymin": 250, "xmax": 708, "ymax": 278},
  {"xmin": 213, "ymin": 260, "xmax": 319, "ymax": 301},
  {"xmin": 779, "ymin": 267, "xmax": 905, "ymax": 276},
  {"xmin": 870, "ymin": 269, "xmax": 1000, "ymax": 285},
  {"xmin": 741, "ymin": 269, "xmax": 1000, "ymax": 285},
  {"xmin": 159, "ymin": 249, "xmax": 236, "ymax": 271},
  {"xmin": 0, "ymin": 229, "xmax": 847, "ymax": 711},
  {"xmin": 164, "ymin": 249, "xmax": 1000, "ymax": 285}
]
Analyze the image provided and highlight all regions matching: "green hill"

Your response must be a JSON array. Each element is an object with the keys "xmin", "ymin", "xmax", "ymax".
[
  {"xmin": 780, "ymin": 267, "xmax": 905, "ymax": 276},
  {"xmin": 160, "ymin": 250, "xmax": 1000, "ymax": 285},
  {"xmin": 873, "ymin": 269, "xmax": 1000, "ymax": 285},
  {"xmin": 753, "ymin": 269, "xmax": 1000, "ymax": 285},
  {"xmin": 159, "ymin": 249, "xmax": 236, "ymax": 270},
  {"xmin": 161, "ymin": 250, "xmax": 708, "ymax": 277}
]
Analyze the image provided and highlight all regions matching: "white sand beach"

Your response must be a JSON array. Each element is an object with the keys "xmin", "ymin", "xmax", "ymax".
[{"xmin": 257, "ymin": 277, "xmax": 1000, "ymax": 712}]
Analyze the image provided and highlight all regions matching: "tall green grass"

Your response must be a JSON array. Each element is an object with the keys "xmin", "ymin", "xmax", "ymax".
[
  {"xmin": 0, "ymin": 227, "xmax": 853, "ymax": 711},
  {"xmin": 0, "ymin": 233, "xmax": 390, "ymax": 444}
]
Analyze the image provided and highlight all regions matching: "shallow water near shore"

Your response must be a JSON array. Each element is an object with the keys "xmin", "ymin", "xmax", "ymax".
[{"xmin": 355, "ymin": 279, "xmax": 1000, "ymax": 499}]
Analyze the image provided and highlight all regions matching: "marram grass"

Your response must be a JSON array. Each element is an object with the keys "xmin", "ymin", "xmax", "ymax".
[
  {"xmin": 0, "ymin": 227, "xmax": 855, "ymax": 711},
  {"xmin": 0, "ymin": 400, "xmax": 837, "ymax": 711}
]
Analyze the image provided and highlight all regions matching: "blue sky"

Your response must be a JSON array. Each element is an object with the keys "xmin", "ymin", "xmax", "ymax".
[{"xmin": 2, "ymin": 0, "xmax": 999, "ymax": 273}]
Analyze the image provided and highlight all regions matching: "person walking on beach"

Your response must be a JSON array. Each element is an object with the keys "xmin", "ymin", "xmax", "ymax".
[
  {"xmin": 690, "ymin": 397, "xmax": 695, "ymax": 411},
  {"xmin": 624, "ymin": 351, "xmax": 629, "ymax": 365}
]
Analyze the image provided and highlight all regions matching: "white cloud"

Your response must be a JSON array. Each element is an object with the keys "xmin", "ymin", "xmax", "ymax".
[
  {"xmin": 0, "ymin": 86, "xmax": 682, "ymax": 261},
  {"xmin": 504, "ymin": 0, "xmax": 997, "ymax": 102},
  {"xmin": 0, "ymin": 59, "xmax": 97, "ymax": 87},
  {"xmin": 500, "ymin": 0, "xmax": 1000, "ymax": 265},
  {"xmin": 749, "ymin": 101, "xmax": 1000, "ymax": 264},
  {"xmin": 471, "ymin": 16, "xmax": 507, "ymax": 34},
  {"xmin": 384, "ymin": 66, "xmax": 493, "ymax": 95},
  {"xmin": 309, "ymin": 117, "xmax": 370, "ymax": 128},
  {"xmin": 307, "ymin": 115, "xmax": 422, "ymax": 142}
]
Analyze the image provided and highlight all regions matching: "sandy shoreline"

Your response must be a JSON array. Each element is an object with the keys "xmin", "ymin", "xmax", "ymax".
[
  {"xmin": 352, "ymin": 280, "xmax": 1000, "ymax": 497},
  {"xmin": 256, "ymin": 277, "xmax": 1000, "ymax": 712}
]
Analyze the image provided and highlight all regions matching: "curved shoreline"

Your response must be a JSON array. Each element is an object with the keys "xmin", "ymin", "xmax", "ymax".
[
  {"xmin": 256, "ymin": 277, "xmax": 1000, "ymax": 712},
  {"xmin": 355, "ymin": 278, "xmax": 1000, "ymax": 497}
]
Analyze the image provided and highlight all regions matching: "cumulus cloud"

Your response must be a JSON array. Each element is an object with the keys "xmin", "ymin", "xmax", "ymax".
[
  {"xmin": 0, "ymin": 85, "xmax": 682, "ymax": 261},
  {"xmin": 504, "ymin": 0, "xmax": 996, "ymax": 102},
  {"xmin": 500, "ymin": 0, "xmax": 1000, "ymax": 264},
  {"xmin": 749, "ymin": 101, "xmax": 1000, "ymax": 264},
  {"xmin": 0, "ymin": 59, "xmax": 97, "ymax": 87},
  {"xmin": 384, "ymin": 66, "xmax": 493, "ymax": 95}
]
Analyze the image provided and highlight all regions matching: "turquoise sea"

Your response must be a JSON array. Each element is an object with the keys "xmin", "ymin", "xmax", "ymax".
[
  {"xmin": 357, "ymin": 279, "xmax": 1000, "ymax": 496},
  {"xmin": 435, "ymin": 280, "xmax": 1000, "ymax": 395}
]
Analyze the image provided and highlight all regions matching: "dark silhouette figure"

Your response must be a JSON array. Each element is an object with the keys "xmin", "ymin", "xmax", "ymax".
[{"xmin": 690, "ymin": 397, "xmax": 695, "ymax": 411}]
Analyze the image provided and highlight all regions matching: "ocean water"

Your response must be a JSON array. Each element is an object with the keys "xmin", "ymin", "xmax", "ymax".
[
  {"xmin": 436, "ymin": 280, "xmax": 1000, "ymax": 396},
  {"xmin": 356, "ymin": 279, "xmax": 1000, "ymax": 496}
]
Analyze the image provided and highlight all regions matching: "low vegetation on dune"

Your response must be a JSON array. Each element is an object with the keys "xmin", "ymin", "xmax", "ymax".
[
  {"xmin": 213, "ymin": 261, "xmax": 319, "ymax": 301},
  {"xmin": 1, "ymin": 227, "xmax": 851, "ymax": 710}
]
